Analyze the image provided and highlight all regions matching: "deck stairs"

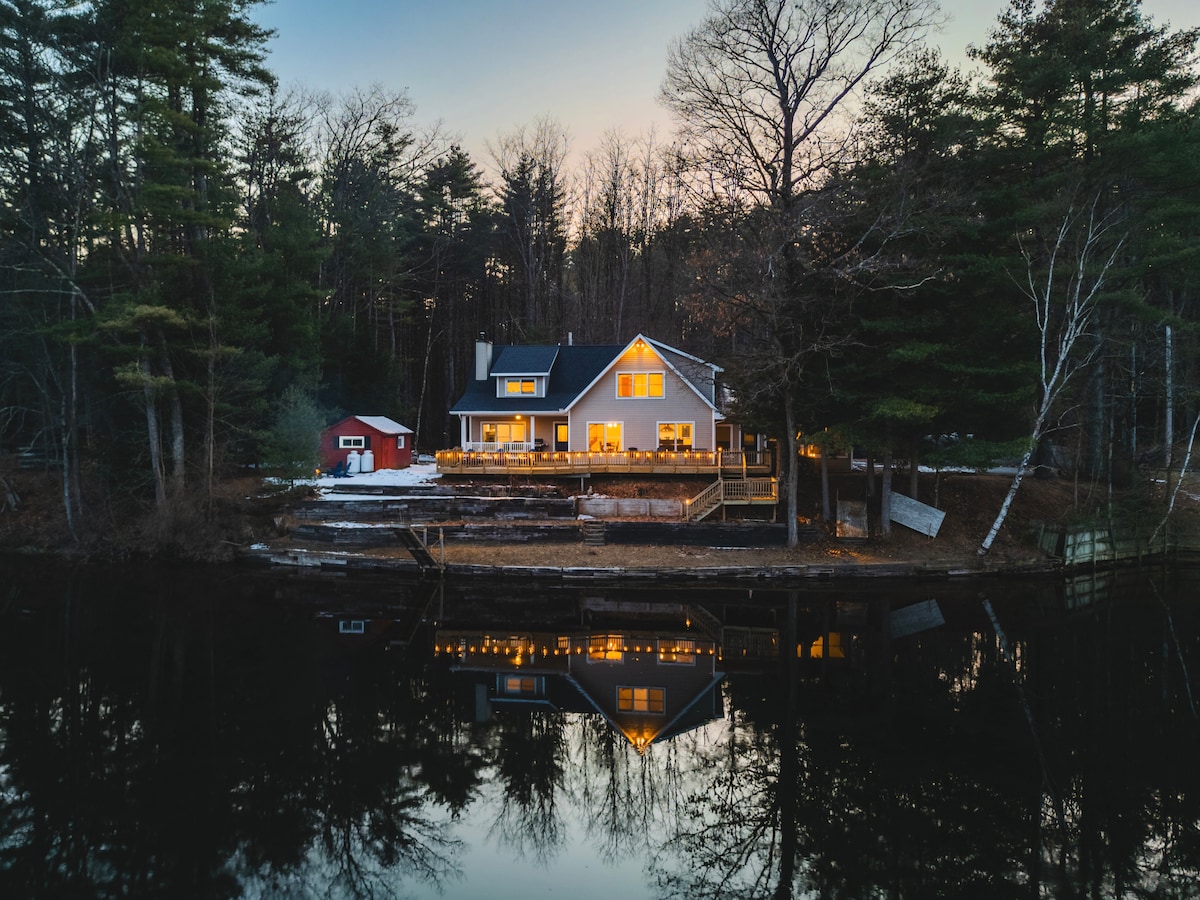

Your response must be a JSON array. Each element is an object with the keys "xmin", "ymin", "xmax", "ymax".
[
  {"xmin": 582, "ymin": 519, "xmax": 607, "ymax": 546},
  {"xmin": 392, "ymin": 526, "xmax": 443, "ymax": 576},
  {"xmin": 685, "ymin": 477, "xmax": 779, "ymax": 522}
]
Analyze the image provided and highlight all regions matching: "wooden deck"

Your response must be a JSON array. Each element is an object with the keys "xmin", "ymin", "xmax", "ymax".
[{"xmin": 435, "ymin": 448, "xmax": 773, "ymax": 478}]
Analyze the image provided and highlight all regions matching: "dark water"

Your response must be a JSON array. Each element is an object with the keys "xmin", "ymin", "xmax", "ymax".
[{"xmin": 1, "ymin": 557, "xmax": 1198, "ymax": 899}]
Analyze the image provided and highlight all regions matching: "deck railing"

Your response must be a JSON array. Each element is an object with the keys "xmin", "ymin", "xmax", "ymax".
[
  {"xmin": 685, "ymin": 477, "xmax": 779, "ymax": 521},
  {"xmin": 435, "ymin": 448, "xmax": 773, "ymax": 476}
]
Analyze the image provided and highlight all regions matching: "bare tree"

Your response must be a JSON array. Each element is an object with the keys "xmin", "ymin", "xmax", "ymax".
[
  {"xmin": 978, "ymin": 196, "xmax": 1125, "ymax": 555},
  {"xmin": 489, "ymin": 117, "xmax": 570, "ymax": 340},
  {"xmin": 661, "ymin": 0, "xmax": 941, "ymax": 546}
]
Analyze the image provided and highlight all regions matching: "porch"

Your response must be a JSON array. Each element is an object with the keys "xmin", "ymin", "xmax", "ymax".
[{"xmin": 435, "ymin": 448, "xmax": 774, "ymax": 477}]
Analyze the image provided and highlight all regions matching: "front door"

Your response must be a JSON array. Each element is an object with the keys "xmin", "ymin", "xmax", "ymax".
[{"xmin": 555, "ymin": 422, "xmax": 568, "ymax": 451}]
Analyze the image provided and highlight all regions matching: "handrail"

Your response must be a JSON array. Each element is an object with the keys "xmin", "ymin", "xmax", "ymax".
[
  {"xmin": 436, "ymin": 448, "xmax": 773, "ymax": 475},
  {"xmin": 684, "ymin": 481, "xmax": 724, "ymax": 521},
  {"xmin": 685, "ymin": 478, "xmax": 778, "ymax": 521}
]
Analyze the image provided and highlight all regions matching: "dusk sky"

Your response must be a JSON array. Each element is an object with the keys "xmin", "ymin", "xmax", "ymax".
[{"xmin": 252, "ymin": 0, "xmax": 1199, "ymax": 170}]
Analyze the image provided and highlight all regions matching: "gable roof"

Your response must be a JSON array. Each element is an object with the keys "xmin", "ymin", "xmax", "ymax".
[
  {"xmin": 334, "ymin": 415, "xmax": 413, "ymax": 434},
  {"xmin": 449, "ymin": 335, "xmax": 723, "ymax": 416},
  {"xmin": 564, "ymin": 333, "xmax": 721, "ymax": 414}
]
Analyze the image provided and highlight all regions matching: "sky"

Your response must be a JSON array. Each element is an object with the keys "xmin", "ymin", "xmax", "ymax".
[{"xmin": 251, "ymin": 0, "xmax": 1198, "ymax": 172}]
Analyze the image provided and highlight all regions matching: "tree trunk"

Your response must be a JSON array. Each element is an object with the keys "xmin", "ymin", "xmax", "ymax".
[
  {"xmin": 783, "ymin": 391, "xmax": 800, "ymax": 548},
  {"xmin": 879, "ymin": 449, "xmax": 893, "ymax": 537},
  {"xmin": 1165, "ymin": 323, "xmax": 1174, "ymax": 471},
  {"xmin": 820, "ymin": 448, "xmax": 831, "ymax": 521},
  {"xmin": 979, "ymin": 429, "xmax": 1043, "ymax": 555},
  {"xmin": 140, "ymin": 346, "xmax": 167, "ymax": 510},
  {"xmin": 157, "ymin": 331, "xmax": 185, "ymax": 492}
]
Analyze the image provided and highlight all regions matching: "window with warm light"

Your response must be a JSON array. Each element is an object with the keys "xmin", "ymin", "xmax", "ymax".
[
  {"xmin": 616, "ymin": 371, "xmax": 664, "ymax": 398},
  {"xmin": 504, "ymin": 378, "xmax": 537, "ymax": 395},
  {"xmin": 658, "ymin": 422, "xmax": 694, "ymax": 450},
  {"xmin": 502, "ymin": 675, "xmax": 540, "ymax": 695},
  {"xmin": 657, "ymin": 638, "xmax": 697, "ymax": 664},
  {"xmin": 588, "ymin": 634, "xmax": 624, "ymax": 662},
  {"xmin": 482, "ymin": 422, "xmax": 527, "ymax": 444},
  {"xmin": 809, "ymin": 633, "xmax": 846, "ymax": 659},
  {"xmin": 617, "ymin": 686, "xmax": 665, "ymax": 713},
  {"xmin": 587, "ymin": 422, "xmax": 622, "ymax": 452}
]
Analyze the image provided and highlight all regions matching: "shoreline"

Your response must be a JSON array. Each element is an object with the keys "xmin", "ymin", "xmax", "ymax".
[{"xmin": 241, "ymin": 542, "xmax": 1081, "ymax": 582}]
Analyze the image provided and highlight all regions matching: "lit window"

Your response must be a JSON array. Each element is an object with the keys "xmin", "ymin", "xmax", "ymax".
[
  {"xmin": 658, "ymin": 638, "xmax": 697, "ymax": 664},
  {"xmin": 588, "ymin": 634, "xmax": 624, "ymax": 662},
  {"xmin": 810, "ymin": 633, "xmax": 846, "ymax": 659},
  {"xmin": 503, "ymin": 676, "xmax": 539, "ymax": 695},
  {"xmin": 617, "ymin": 371, "xmax": 664, "ymax": 398},
  {"xmin": 617, "ymin": 686, "xmax": 665, "ymax": 713},
  {"xmin": 505, "ymin": 378, "xmax": 536, "ymax": 395},
  {"xmin": 338, "ymin": 436, "xmax": 365, "ymax": 449},
  {"xmin": 587, "ymin": 422, "xmax": 622, "ymax": 452},
  {"xmin": 339, "ymin": 620, "xmax": 366, "ymax": 634},
  {"xmin": 482, "ymin": 422, "xmax": 527, "ymax": 444},
  {"xmin": 658, "ymin": 422, "xmax": 694, "ymax": 450}
]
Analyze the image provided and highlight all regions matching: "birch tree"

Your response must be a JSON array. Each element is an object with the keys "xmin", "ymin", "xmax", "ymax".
[{"xmin": 978, "ymin": 195, "xmax": 1125, "ymax": 555}]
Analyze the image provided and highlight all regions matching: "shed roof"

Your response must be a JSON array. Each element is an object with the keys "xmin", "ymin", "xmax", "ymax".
[{"xmin": 337, "ymin": 415, "xmax": 413, "ymax": 434}]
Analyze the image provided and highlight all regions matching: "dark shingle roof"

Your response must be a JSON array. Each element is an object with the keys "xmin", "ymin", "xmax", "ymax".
[
  {"xmin": 450, "ymin": 344, "xmax": 622, "ymax": 414},
  {"xmin": 489, "ymin": 345, "xmax": 560, "ymax": 375}
]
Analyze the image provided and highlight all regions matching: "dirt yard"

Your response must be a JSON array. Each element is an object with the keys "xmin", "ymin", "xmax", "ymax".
[{"xmin": 416, "ymin": 469, "xmax": 1173, "ymax": 571}]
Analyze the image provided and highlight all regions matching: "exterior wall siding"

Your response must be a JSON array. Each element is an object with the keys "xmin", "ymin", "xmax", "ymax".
[
  {"xmin": 569, "ymin": 346, "xmax": 716, "ymax": 450},
  {"xmin": 321, "ymin": 419, "xmax": 412, "ymax": 469}
]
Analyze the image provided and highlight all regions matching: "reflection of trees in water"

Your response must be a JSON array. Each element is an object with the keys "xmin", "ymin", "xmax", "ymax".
[
  {"xmin": 571, "ymin": 712, "xmax": 693, "ymax": 866},
  {"xmin": 485, "ymin": 707, "xmax": 567, "ymax": 865},
  {"xmin": 649, "ymin": 584, "xmax": 1200, "ymax": 898},
  {"xmin": 0, "ymin": 577, "xmax": 471, "ymax": 898},
  {"xmin": 5, "ymin": 567, "xmax": 1200, "ymax": 896},
  {"xmin": 653, "ymin": 702, "xmax": 788, "ymax": 899},
  {"xmin": 301, "ymin": 698, "xmax": 464, "ymax": 899}
]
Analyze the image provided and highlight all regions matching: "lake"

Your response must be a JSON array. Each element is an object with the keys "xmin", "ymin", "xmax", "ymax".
[{"xmin": 2, "ymin": 557, "xmax": 1198, "ymax": 899}]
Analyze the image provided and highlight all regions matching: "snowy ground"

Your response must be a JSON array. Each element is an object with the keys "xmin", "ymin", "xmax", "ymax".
[{"xmin": 307, "ymin": 462, "xmax": 442, "ymax": 499}]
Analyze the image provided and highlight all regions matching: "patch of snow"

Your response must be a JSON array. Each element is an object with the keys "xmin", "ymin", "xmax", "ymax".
[
  {"xmin": 315, "ymin": 462, "xmax": 440, "ymax": 488},
  {"xmin": 250, "ymin": 542, "xmax": 268, "ymax": 550},
  {"xmin": 321, "ymin": 521, "xmax": 391, "ymax": 529}
]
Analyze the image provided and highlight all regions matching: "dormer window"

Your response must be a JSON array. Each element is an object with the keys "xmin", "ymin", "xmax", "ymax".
[{"xmin": 505, "ymin": 378, "xmax": 536, "ymax": 395}]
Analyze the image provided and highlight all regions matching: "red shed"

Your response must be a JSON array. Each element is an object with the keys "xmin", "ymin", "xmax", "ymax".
[{"xmin": 321, "ymin": 415, "xmax": 414, "ymax": 471}]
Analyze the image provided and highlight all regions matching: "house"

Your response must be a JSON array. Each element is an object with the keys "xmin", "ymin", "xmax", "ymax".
[
  {"xmin": 447, "ymin": 333, "xmax": 764, "ymax": 455},
  {"xmin": 321, "ymin": 415, "xmax": 413, "ymax": 471},
  {"xmin": 437, "ymin": 626, "xmax": 724, "ymax": 753}
]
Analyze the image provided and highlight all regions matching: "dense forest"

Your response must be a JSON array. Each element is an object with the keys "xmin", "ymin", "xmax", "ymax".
[{"xmin": 2, "ymin": 0, "xmax": 1198, "ymax": 548}]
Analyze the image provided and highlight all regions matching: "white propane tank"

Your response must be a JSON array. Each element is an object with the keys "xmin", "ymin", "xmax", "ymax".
[
  {"xmin": 361, "ymin": 449, "xmax": 375, "ymax": 473},
  {"xmin": 347, "ymin": 450, "xmax": 361, "ymax": 474}
]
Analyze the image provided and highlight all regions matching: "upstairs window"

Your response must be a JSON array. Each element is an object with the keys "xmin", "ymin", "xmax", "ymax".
[
  {"xmin": 505, "ymin": 378, "xmax": 537, "ymax": 395},
  {"xmin": 617, "ymin": 686, "xmax": 665, "ymax": 714},
  {"xmin": 501, "ymin": 675, "xmax": 543, "ymax": 696},
  {"xmin": 617, "ymin": 372, "xmax": 664, "ymax": 398}
]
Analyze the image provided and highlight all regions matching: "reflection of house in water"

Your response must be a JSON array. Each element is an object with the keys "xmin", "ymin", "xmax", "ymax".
[{"xmin": 436, "ymin": 626, "xmax": 724, "ymax": 754}]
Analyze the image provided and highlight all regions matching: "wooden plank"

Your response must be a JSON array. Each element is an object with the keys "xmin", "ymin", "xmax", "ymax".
[
  {"xmin": 890, "ymin": 599, "xmax": 945, "ymax": 638},
  {"xmin": 889, "ymin": 492, "xmax": 946, "ymax": 537}
]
